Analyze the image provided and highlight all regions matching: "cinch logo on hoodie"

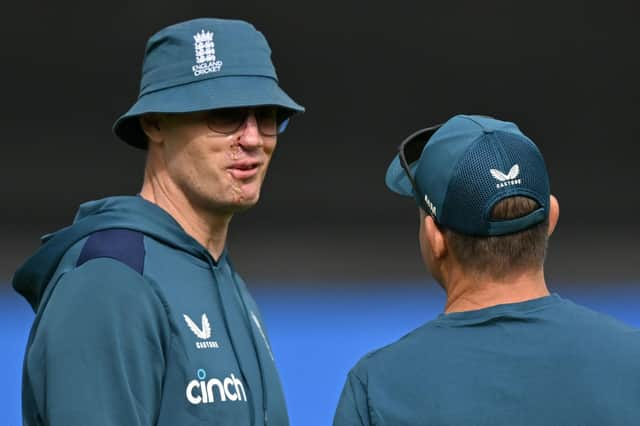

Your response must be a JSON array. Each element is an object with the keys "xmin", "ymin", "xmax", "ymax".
[{"xmin": 186, "ymin": 369, "xmax": 247, "ymax": 405}]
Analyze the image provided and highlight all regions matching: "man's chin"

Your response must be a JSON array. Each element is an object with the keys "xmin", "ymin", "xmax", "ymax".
[
  {"xmin": 194, "ymin": 191, "xmax": 261, "ymax": 215},
  {"xmin": 231, "ymin": 198, "xmax": 259, "ymax": 213},
  {"xmin": 227, "ymin": 191, "xmax": 261, "ymax": 213}
]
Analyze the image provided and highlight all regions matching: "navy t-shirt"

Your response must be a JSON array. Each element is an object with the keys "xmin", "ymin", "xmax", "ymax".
[{"xmin": 334, "ymin": 294, "xmax": 640, "ymax": 426}]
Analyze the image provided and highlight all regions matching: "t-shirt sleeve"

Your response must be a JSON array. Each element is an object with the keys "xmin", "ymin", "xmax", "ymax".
[
  {"xmin": 333, "ymin": 369, "xmax": 372, "ymax": 426},
  {"xmin": 25, "ymin": 258, "xmax": 171, "ymax": 426}
]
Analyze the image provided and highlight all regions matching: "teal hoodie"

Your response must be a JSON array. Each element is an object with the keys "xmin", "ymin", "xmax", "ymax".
[{"xmin": 13, "ymin": 196, "xmax": 288, "ymax": 426}]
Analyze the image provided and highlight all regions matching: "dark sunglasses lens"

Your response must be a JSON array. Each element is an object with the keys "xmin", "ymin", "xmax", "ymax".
[
  {"xmin": 206, "ymin": 106, "xmax": 289, "ymax": 136},
  {"xmin": 255, "ymin": 107, "xmax": 279, "ymax": 136},
  {"xmin": 207, "ymin": 108, "xmax": 246, "ymax": 133},
  {"xmin": 402, "ymin": 137, "xmax": 428, "ymax": 165}
]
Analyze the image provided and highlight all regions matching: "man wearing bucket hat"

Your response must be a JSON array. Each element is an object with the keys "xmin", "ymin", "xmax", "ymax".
[
  {"xmin": 14, "ymin": 18, "xmax": 303, "ymax": 425},
  {"xmin": 333, "ymin": 115, "xmax": 640, "ymax": 425}
]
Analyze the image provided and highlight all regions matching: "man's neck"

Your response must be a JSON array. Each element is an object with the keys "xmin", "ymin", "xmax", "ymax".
[
  {"xmin": 443, "ymin": 268, "xmax": 550, "ymax": 314},
  {"xmin": 140, "ymin": 177, "xmax": 231, "ymax": 261}
]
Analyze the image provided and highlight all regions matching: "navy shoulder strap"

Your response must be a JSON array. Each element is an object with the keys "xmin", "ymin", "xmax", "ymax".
[{"xmin": 77, "ymin": 229, "xmax": 145, "ymax": 274}]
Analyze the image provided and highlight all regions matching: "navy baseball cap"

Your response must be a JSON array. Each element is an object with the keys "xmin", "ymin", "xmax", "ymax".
[
  {"xmin": 386, "ymin": 115, "xmax": 550, "ymax": 236},
  {"xmin": 113, "ymin": 18, "xmax": 305, "ymax": 149}
]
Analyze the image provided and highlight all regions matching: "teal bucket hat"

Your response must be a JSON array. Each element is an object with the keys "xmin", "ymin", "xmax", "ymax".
[{"xmin": 113, "ymin": 18, "xmax": 305, "ymax": 149}]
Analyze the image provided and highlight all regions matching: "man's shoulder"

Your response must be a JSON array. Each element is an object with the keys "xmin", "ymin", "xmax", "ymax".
[
  {"xmin": 553, "ymin": 295, "xmax": 640, "ymax": 344},
  {"xmin": 56, "ymin": 251, "xmax": 158, "ymax": 308},
  {"xmin": 50, "ymin": 228, "xmax": 165, "ymax": 309},
  {"xmin": 553, "ymin": 295, "xmax": 637, "ymax": 331},
  {"xmin": 73, "ymin": 226, "xmax": 202, "ymax": 276},
  {"xmin": 350, "ymin": 295, "xmax": 640, "ymax": 380},
  {"xmin": 77, "ymin": 228, "xmax": 146, "ymax": 275},
  {"xmin": 349, "ymin": 319, "xmax": 442, "ymax": 381},
  {"xmin": 31, "ymin": 253, "xmax": 171, "ymax": 353}
]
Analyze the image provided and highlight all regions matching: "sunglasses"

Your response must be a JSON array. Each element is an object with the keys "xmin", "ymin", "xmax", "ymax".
[
  {"xmin": 397, "ymin": 124, "xmax": 442, "ymax": 214},
  {"xmin": 206, "ymin": 106, "xmax": 291, "ymax": 137}
]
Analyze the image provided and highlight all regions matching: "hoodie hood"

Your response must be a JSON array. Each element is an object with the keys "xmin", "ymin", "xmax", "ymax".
[{"xmin": 13, "ymin": 196, "xmax": 215, "ymax": 311}]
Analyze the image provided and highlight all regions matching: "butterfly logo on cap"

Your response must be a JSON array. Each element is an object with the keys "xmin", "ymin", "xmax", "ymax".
[
  {"xmin": 490, "ymin": 164, "xmax": 522, "ymax": 188},
  {"xmin": 490, "ymin": 164, "xmax": 519, "ymax": 181}
]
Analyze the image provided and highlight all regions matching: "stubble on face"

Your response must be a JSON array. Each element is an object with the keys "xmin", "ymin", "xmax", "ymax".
[
  {"xmin": 227, "ymin": 143, "xmax": 252, "ymax": 205},
  {"xmin": 160, "ymin": 113, "xmax": 276, "ymax": 216},
  {"xmin": 224, "ymin": 137, "xmax": 275, "ymax": 208}
]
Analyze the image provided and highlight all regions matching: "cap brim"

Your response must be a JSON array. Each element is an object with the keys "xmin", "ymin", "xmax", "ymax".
[
  {"xmin": 113, "ymin": 75, "xmax": 305, "ymax": 149},
  {"xmin": 385, "ymin": 155, "xmax": 416, "ymax": 196},
  {"xmin": 384, "ymin": 125, "xmax": 441, "ymax": 197}
]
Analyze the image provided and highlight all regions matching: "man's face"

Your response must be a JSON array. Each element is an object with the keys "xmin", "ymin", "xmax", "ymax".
[{"xmin": 154, "ymin": 108, "xmax": 279, "ymax": 214}]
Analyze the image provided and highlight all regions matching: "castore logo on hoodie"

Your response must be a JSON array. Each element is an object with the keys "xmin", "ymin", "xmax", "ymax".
[{"xmin": 183, "ymin": 313, "xmax": 220, "ymax": 349}]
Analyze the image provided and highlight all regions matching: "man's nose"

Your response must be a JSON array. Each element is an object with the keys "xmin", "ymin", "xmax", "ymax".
[{"xmin": 237, "ymin": 113, "xmax": 263, "ymax": 148}]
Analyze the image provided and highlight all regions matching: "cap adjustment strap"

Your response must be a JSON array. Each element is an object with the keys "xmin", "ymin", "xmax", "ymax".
[{"xmin": 486, "ymin": 207, "xmax": 546, "ymax": 236}]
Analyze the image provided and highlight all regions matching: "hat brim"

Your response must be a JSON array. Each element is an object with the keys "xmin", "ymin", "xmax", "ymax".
[
  {"xmin": 113, "ymin": 75, "xmax": 305, "ymax": 149},
  {"xmin": 384, "ymin": 126, "xmax": 441, "ymax": 197},
  {"xmin": 385, "ymin": 155, "xmax": 415, "ymax": 197}
]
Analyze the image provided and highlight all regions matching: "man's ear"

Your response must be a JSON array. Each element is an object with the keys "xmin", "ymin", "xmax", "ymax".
[
  {"xmin": 424, "ymin": 215, "xmax": 447, "ymax": 259},
  {"xmin": 547, "ymin": 194, "xmax": 560, "ymax": 236},
  {"xmin": 139, "ymin": 113, "xmax": 163, "ymax": 145}
]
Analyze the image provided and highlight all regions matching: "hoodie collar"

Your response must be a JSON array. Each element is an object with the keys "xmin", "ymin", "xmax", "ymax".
[{"xmin": 13, "ymin": 196, "xmax": 226, "ymax": 311}]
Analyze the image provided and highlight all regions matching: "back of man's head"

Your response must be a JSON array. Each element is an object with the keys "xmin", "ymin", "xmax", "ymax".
[
  {"xmin": 444, "ymin": 196, "xmax": 549, "ymax": 280},
  {"xmin": 385, "ymin": 114, "xmax": 554, "ymax": 283}
]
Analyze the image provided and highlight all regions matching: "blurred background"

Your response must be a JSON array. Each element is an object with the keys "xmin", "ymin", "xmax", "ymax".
[{"xmin": 1, "ymin": 1, "xmax": 638, "ymax": 425}]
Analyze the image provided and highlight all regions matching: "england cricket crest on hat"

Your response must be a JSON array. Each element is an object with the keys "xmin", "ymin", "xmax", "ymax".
[{"xmin": 192, "ymin": 29, "xmax": 223, "ymax": 77}]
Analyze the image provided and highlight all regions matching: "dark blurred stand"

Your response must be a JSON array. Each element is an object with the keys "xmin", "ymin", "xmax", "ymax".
[{"xmin": 2, "ymin": 221, "xmax": 638, "ymax": 287}]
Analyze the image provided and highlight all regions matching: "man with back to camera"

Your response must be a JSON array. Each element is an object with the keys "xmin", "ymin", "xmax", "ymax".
[
  {"xmin": 333, "ymin": 114, "xmax": 640, "ymax": 425},
  {"xmin": 13, "ymin": 18, "xmax": 303, "ymax": 425}
]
